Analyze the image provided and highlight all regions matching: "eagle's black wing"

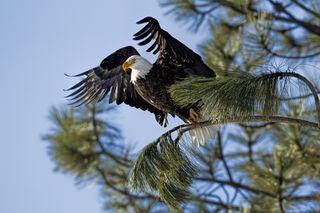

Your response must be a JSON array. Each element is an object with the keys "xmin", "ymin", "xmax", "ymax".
[
  {"xmin": 133, "ymin": 17, "xmax": 215, "ymax": 77},
  {"xmin": 65, "ymin": 46, "xmax": 168, "ymax": 127}
]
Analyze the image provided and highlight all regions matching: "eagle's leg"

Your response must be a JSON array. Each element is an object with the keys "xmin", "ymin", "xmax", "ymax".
[{"xmin": 187, "ymin": 108, "xmax": 199, "ymax": 123}]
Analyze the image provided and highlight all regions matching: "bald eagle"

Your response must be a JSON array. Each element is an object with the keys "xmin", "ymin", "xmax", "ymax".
[{"xmin": 66, "ymin": 17, "xmax": 215, "ymax": 144}]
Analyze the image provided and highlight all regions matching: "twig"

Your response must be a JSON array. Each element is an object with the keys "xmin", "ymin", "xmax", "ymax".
[
  {"xmin": 261, "ymin": 39, "xmax": 320, "ymax": 59},
  {"xmin": 291, "ymin": 0, "xmax": 320, "ymax": 19},
  {"xmin": 286, "ymin": 194, "xmax": 320, "ymax": 201},
  {"xmin": 217, "ymin": 131, "xmax": 234, "ymax": 183},
  {"xmin": 279, "ymin": 90, "xmax": 320, "ymax": 101},
  {"xmin": 91, "ymin": 105, "xmax": 131, "ymax": 167},
  {"xmin": 239, "ymin": 122, "xmax": 275, "ymax": 128},
  {"xmin": 277, "ymin": 164, "xmax": 285, "ymax": 213},
  {"xmin": 191, "ymin": 196, "xmax": 241, "ymax": 211},
  {"xmin": 96, "ymin": 167, "xmax": 156, "ymax": 200},
  {"xmin": 196, "ymin": 177, "xmax": 276, "ymax": 197}
]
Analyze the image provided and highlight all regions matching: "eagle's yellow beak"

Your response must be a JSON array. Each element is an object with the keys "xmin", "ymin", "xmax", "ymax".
[
  {"xmin": 122, "ymin": 58, "xmax": 136, "ymax": 72},
  {"xmin": 122, "ymin": 61, "xmax": 129, "ymax": 71}
]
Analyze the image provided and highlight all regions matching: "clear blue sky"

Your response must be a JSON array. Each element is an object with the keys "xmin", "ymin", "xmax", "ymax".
[{"xmin": 0, "ymin": 0, "xmax": 208, "ymax": 212}]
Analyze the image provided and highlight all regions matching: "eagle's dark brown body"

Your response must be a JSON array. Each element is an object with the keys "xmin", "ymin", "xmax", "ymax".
[
  {"xmin": 134, "ymin": 62, "xmax": 190, "ymax": 121},
  {"xmin": 133, "ymin": 54, "xmax": 213, "ymax": 122}
]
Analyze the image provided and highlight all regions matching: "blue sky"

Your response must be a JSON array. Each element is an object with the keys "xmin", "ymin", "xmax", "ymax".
[{"xmin": 0, "ymin": 1, "xmax": 208, "ymax": 212}]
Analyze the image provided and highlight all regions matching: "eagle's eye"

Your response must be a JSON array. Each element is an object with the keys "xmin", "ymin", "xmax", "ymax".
[{"xmin": 128, "ymin": 58, "xmax": 136, "ymax": 65}]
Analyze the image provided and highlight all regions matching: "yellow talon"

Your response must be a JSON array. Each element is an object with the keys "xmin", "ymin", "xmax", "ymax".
[{"xmin": 188, "ymin": 108, "xmax": 199, "ymax": 123}]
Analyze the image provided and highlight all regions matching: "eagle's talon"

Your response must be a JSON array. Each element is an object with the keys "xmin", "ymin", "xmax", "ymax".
[{"xmin": 188, "ymin": 108, "xmax": 199, "ymax": 123}]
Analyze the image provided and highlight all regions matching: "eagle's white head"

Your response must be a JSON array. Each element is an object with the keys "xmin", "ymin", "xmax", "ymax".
[{"xmin": 122, "ymin": 55, "xmax": 153, "ymax": 84}]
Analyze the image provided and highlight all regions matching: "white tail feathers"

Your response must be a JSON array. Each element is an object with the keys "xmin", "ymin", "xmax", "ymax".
[{"xmin": 189, "ymin": 124, "xmax": 216, "ymax": 147}]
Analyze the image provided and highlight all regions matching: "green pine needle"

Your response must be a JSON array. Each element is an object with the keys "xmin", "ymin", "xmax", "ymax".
[
  {"xmin": 169, "ymin": 72, "xmax": 291, "ymax": 121},
  {"xmin": 129, "ymin": 136, "xmax": 197, "ymax": 210}
]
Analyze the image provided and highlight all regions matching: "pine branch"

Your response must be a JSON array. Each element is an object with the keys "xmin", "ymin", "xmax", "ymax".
[
  {"xmin": 239, "ymin": 122, "xmax": 275, "ymax": 129},
  {"xmin": 170, "ymin": 72, "xmax": 320, "ymax": 125},
  {"xmin": 261, "ymin": 38, "xmax": 320, "ymax": 59},
  {"xmin": 196, "ymin": 177, "xmax": 276, "ymax": 197},
  {"xmin": 153, "ymin": 115, "xmax": 320, "ymax": 147},
  {"xmin": 191, "ymin": 196, "xmax": 241, "ymax": 211},
  {"xmin": 286, "ymin": 194, "xmax": 320, "ymax": 201},
  {"xmin": 277, "ymin": 163, "xmax": 285, "ymax": 213}
]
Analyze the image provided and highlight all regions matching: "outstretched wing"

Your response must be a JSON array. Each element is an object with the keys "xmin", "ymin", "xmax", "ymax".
[
  {"xmin": 65, "ymin": 46, "xmax": 168, "ymax": 127},
  {"xmin": 133, "ymin": 17, "xmax": 215, "ymax": 77}
]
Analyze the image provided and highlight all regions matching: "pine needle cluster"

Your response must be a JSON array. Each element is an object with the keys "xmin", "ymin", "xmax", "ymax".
[
  {"xmin": 169, "ymin": 71, "xmax": 293, "ymax": 121},
  {"xmin": 44, "ymin": 107, "xmax": 100, "ymax": 178},
  {"xmin": 130, "ymin": 136, "xmax": 196, "ymax": 210}
]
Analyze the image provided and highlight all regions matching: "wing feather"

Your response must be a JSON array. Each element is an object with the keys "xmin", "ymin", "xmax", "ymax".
[
  {"xmin": 65, "ymin": 46, "xmax": 168, "ymax": 126},
  {"xmin": 133, "ymin": 17, "xmax": 198, "ymax": 62},
  {"xmin": 133, "ymin": 17, "xmax": 215, "ymax": 77}
]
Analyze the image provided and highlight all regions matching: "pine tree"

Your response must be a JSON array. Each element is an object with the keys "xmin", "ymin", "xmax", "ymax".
[{"xmin": 45, "ymin": 1, "xmax": 320, "ymax": 212}]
